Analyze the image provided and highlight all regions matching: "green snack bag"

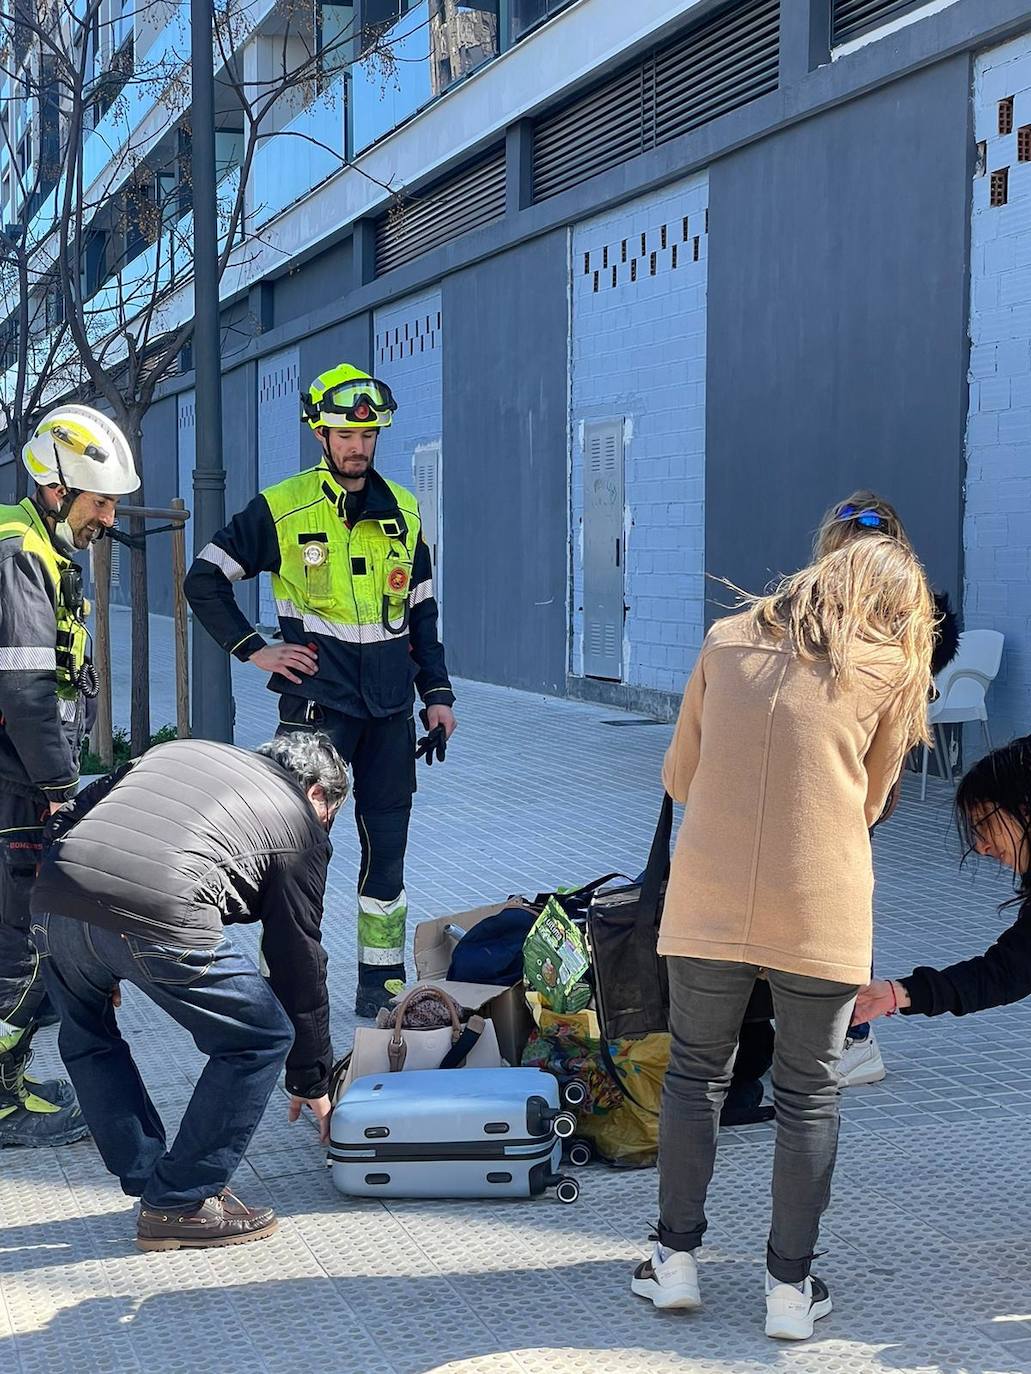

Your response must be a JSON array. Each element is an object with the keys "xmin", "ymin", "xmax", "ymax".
[{"xmin": 523, "ymin": 897, "xmax": 592, "ymax": 1014}]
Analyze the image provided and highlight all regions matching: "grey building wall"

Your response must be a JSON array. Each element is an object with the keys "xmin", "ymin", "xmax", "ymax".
[
  {"xmin": 704, "ymin": 57, "xmax": 973, "ymax": 614},
  {"xmin": 276, "ymin": 238, "xmax": 354, "ymax": 329},
  {"xmin": 441, "ymin": 232, "xmax": 569, "ymax": 695}
]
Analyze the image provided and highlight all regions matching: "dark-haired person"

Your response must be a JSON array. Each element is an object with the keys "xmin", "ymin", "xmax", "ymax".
[
  {"xmin": 856, "ymin": 736, "xmax": 1031, "ymax": 1026},
  {"xmin": 812, "ymin": 491, "xmax": 960, "ymax": 1086}
]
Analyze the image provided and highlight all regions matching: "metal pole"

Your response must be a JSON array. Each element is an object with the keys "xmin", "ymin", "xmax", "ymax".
[
  {"xmin": 171, "ymin": 499, "xmax": 191, "ymax": 739},
  {"xmin": 190, "ymin": 0, "xmax": 233, "ymax": 741}
]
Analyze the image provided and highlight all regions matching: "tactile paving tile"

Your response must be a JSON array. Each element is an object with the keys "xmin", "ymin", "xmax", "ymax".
[{"xmin": 2, "ymin": 610, "xmax": 1030, "ymax": 1373}]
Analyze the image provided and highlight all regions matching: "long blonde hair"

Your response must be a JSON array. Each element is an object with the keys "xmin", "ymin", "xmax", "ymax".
[
  {"xmin": 813, "ymin": 490, "xmax": 912, "ymax": 559},
  {"xmin": 744, "ymin": 536, "xmax": 937, "ymax": 749}
]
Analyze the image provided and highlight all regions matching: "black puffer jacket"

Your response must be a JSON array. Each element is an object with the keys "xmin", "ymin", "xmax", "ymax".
[{"xmin": 32, "ymin": 739, "xmax": 333, "ymax": 1098}]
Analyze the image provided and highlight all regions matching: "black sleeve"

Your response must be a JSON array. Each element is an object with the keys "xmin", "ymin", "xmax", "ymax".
[
  {"xmin": 184, "ymin": 495, "xmax": 280, "ymax": 663},
  {"xmin": 408, "ymin": 531, "xmax": 454, "ymax": 709},
  {"xmin": 0, "ymin": 549, "xmax": 78, "ymax": 800},
  {"xmin": 255, "ymin": 843, "xmax": 333, "ymax": 1098},
  {"xmin": 930, "ymin": 591, "xmax": 961, "ymax": 678},
  {"xmin": 900, "ymin": 900, "xmax": 1031, "ymax": 1017}
]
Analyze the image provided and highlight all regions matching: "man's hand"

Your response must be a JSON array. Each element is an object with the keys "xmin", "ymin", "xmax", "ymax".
[
  {"xmin": 249, "ymin": 643, "xmax": 318, "ymax": 685},
  {"xmin": 426, "ymin": 704, "xmax": 457, "ymax": 740},
  {"xmin": 853, "ymin": 979, "xmax": 910, "ymax": 1024},
  {"xmin": 48, "ymin": 801, "xmax": 65, "ymax": 816},
  {"xmin": 288, "ymin": 1092, "xmax": 333, "ymax": 1143}
]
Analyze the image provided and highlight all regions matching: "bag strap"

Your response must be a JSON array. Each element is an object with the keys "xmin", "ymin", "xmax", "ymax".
[
  {"xmin": 438, "ymin": 1014, "xmax": 486, "ymax": 1069},
  {"xmin": 636, "ymin": 794, "xmax": 674, "ymax": 931},
  {"xmin": 598, "ymin": 1035, "xmax": 659, "ymax": 1117},
  {"xmin": 387, "ymin": 986, "xmax": 463, "ymax": 1072},
  {"xmin": 533, "ymin": 873, "xmax": 634, "ymax": 910}
]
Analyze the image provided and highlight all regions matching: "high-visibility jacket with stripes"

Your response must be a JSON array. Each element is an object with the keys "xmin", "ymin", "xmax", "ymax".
[
  {"xmin": 185, "ymin": 466, "xmax": 454, "ymax": 719},
  {"xmin": 0, "ymin": 499, "xmax": 89, "ymax": 802}
]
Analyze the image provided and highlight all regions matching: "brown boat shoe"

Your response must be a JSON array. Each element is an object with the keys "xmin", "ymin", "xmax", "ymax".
[{"xmin": 136, "ymin": 1188, "xmax": 277, "ymax": 1252}]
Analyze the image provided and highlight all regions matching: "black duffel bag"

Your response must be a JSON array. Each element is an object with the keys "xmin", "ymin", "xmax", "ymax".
[
  {"xmin": 587, "ymin": 796, "xmax": 673, "ymax": 1041},
  {"xmin": 587, "ymin": 796, "xmax": 775, "ymax": 1042}
]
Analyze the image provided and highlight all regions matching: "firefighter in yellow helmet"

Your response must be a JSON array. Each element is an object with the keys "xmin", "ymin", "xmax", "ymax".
[
  {"xmin": 185, "ymin": 364, "xmax": 456, "ymax": 1017},
  {"xmin": 0, "ymin": 404, "xmax": 139, "ymax": 1148}
]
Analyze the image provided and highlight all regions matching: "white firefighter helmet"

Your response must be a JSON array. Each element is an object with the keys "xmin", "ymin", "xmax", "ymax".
[{"xmin": 22, "ymin": 405, "xmax": 139, "ymax": 497}]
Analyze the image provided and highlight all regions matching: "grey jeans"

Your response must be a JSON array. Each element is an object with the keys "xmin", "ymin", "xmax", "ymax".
[{"xmin": 657, "ymin": 957, "xmax": 859, "ymax": 1284}]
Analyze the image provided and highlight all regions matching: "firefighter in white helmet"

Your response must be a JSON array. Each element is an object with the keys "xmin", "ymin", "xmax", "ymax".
[{"xmin": 0, "ymin": 404, "xmax": 139, "ymax": 1148}]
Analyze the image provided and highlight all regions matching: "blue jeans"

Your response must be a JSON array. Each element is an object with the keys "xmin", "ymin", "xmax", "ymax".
[{"xmin": 35, "ymin": 913, "xmax": 294, "ymax": 1209}]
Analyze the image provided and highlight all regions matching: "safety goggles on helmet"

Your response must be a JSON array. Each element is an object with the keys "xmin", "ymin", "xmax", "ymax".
[
  {"xmin": 302, "ymin": 377, "xmax": 397, "ymax": 428},
  {"xmin": 39, "ymin": 419, "xmax": 110, "ymax": 465},
  {"xmin": 835, "ymin": 504, "xmax": 884, "ymax": 529}
]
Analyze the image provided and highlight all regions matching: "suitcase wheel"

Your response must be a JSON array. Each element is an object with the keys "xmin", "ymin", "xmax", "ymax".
[
  {"xmin": 562, "ymin": 1078, "xmax": 590, "ymax": 1108},
  {"xmin": 566, "ymin": 1138, "xmax": 593, "ymax": 1168},
  {"xmin": 555, "ymin": 1176, "xmax": 580, "ymax": 1204},
  {"xmin": 553, "ymin": 1111, "xmax": 577, "ymax": 1140}
]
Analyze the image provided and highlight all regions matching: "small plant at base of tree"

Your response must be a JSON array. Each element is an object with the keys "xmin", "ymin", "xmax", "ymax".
[{"xmin": 81, "ymin": 723, "xmax": 178, "ymax": 777}]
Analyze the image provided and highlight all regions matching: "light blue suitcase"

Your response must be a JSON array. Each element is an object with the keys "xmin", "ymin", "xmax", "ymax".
[{"xmin": 328, "ymin": 1067, "xmax": 580, "ymax": 1203}]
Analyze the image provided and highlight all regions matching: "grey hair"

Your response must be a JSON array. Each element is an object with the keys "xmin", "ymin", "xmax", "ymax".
[{"xmin": 256, "ymin": 731, "xmax": 350, "ymax": 811}]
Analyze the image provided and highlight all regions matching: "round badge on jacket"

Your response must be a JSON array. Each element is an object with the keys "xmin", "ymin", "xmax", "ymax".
[
  {"xmin": 303, "ymin": 542, "xmax": 328, "ymax": 567},
  {"xmin": 387, "ymin": 566, "xmax": 410, "ymax": 595}
]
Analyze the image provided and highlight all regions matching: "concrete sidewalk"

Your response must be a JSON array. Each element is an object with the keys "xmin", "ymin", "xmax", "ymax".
[{"xmin": 2, "ymin": 610, "xmax": 1029, "ymax": 1373}]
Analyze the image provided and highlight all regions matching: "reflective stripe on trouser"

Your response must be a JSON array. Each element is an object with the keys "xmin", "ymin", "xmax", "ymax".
[{"xmin": 357, "ymin": 892, "xmax": 407, "ymax": 967}]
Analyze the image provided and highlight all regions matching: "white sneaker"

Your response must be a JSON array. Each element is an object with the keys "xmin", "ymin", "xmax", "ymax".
[
  {"xmin": 631, "ymin": 1244, "xmax": 702, "ymax": 1310},
  {"xmin": 838, "ymin": 1030, "xmax": 886, "ymax": 1087},
  {"xmin": 765, "ymin": 1272, "xmax": 832, "ymax": 1340}
]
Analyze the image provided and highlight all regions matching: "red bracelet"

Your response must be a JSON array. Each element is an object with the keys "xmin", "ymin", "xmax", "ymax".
[{"xmin": 886, "ymin": 981, "xmax": 899, "ymax": 1016}]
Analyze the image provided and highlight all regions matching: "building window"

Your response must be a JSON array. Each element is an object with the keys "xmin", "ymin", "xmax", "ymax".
[
  {"xmin": 317, "ymin": 2, "xmax": 355, "ymax": 85},
  {"xmin": 361, "ymin": 0, "xmax": 415, "ymax": 51},
  {"xmin": 429, "ymin": 1, "xmax": 498, "ymax": 96},
  {"xmin": 510, "ymin": 0, "xmax": 575, "ymax": 44}
]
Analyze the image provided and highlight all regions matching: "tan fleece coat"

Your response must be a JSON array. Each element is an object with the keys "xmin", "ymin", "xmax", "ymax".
[{"xmin": 657, "ymin": 613, "xmax": 911, "ymax": 986}]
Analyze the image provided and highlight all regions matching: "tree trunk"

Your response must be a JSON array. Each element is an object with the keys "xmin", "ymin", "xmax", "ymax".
[
  {"xmin": 11, "ymin": 421, "xmax": 27, "ymax": 501},
  {"xmin": 129, "ymin": 429, "xmax": 151, "ymax": 754}
]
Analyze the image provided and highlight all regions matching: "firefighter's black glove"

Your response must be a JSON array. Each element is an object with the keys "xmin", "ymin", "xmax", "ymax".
[{"xmin": 415, "ymin": 708, "xmax": 447, "ymax": 766}]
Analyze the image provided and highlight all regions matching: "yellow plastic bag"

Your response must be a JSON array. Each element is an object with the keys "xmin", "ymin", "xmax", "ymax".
[{"xmin": 521, "ymin": 992, "xmax": 669, "ymax": 1169}]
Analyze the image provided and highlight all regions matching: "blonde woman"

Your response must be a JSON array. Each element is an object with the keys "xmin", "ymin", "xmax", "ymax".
[
  {"xmin": 631, "ymin": 537, "xmax": 935, "ymax": 1340},
  {"xmin": 815, "ymin": 492, "xmax": 960, "ymax": 1085}
]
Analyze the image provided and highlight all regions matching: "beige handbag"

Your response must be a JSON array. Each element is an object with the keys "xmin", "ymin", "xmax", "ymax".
[{"xmin": 331, "ymin": 985, "xmax": 505, "ymax": 1102}]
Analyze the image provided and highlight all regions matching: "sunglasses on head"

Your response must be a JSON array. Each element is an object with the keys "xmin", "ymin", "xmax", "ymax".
[{"xmin": 835, "ymin": 504, "xmax": 884, "ymax": 529}]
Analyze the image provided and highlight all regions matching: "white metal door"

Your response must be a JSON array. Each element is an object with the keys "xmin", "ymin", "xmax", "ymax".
[
  {"xmin": 582, "ymin": 419, "xmax": 624, "ymax": 680},
  {"xmin": 176, "ymin": 390, "xmax": 196, "ymax": 509},
  {"xmin": 413, "ymin": 440, "xmax": 442, "ymax": 626},
  {"xmin": 257, "ymin": 349, "xmax": 300, "ymax": 625}
]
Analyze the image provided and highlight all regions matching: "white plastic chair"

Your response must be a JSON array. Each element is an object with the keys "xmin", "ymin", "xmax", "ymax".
[{"xmin": 920, "ymin": 629, "xmax": 1005, "ymax": 800}]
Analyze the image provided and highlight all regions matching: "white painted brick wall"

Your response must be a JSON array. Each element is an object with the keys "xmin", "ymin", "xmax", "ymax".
[
  {"xmin": 373, "ymin": 288, "xmax": 443, "ymax": 494},
  {"xmin": 966, "ymin": 37, "xmax": 1031, "ymax": 745},
  {"xmin": 570, "ymin": 173, "xmax": 708, "ymax": 696}
]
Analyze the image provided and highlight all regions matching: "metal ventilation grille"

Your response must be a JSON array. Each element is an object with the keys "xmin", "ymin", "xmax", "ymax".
[
  {"xmin": 533, "ymin": 0, "xmax": 779, "ymax": 202},
  {"xmin": 375, "ymin": 148, "xmax": 506, "ymax": 276},
  {"xmin": 832, "ymin": 0, "xmax": 926, "ymax": 44}
]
